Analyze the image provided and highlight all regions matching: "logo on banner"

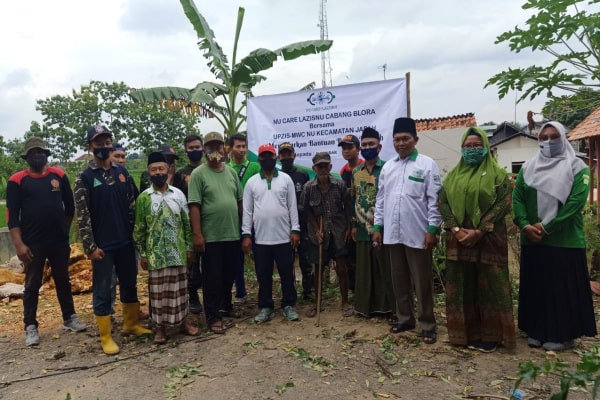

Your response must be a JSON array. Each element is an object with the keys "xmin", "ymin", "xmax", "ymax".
[{"xmin": 307, "ymin": 91, "xmax": 336, "ymax": 106}]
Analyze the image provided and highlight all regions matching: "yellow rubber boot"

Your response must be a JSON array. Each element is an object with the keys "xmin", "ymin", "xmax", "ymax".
[
  {"xmin": 122, "ymin": 302, "xmax": 152, "ymax": 335},
  {"xmin": 96, "ymin": 315, "xmax": 120, "ymax": 355}
]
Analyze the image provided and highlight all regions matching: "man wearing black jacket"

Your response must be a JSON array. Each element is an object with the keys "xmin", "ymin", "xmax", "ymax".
[
  {"xmin": 7, "ymin": 137, "xmax": 87, "ymax": 346},
  {"xmin": 75, "ymin": 124, "xmax": 151, "ymax": 355}
]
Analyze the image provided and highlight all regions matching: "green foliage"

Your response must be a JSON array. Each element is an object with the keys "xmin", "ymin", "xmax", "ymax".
[
  {"xmin": 0, "ymin": 136, "xmax": 27, "ymax": 194},
  {"xmin": 0, "ymin": 204, "xmax": 6, "ymax": 228},
  {"xmin": 485, "ymin": 0, "xmax": 600, "ymax": 102},
  {"xmin": 543, "ymin": 88, "xmax": 600, "ymax": 128},
  {"xmin": 433, "ymin": 231, "xmax": 447, "ymax": 293},
  {"xmin": 274, "ymin": 381, "xmax": 294, "ymax": 395},
  {"xmin": 284, "ymin": 347, "xmax": 336, "ymax": 376},
  {"xmin": 163, "ymin": 363, "xmax": 202, "ymax": 400},
  {"xmin": 583, "ymin": 205, "xmax": 600, "ymax": 280},
  {"xmin": 131, "ymin": 0, "xmax": 332, "ymax": 138},
  {"xmin": 514, "ymin": 345, "xmax": 600, "ymax": 399},
  {"xmin": 36, "ymin": 80, "xmax": 201, "ymax": 159}
]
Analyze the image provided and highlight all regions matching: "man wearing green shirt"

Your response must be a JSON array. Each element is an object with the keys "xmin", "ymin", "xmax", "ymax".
[
  {"xmin": 228, "ymin": 134, "xmax": 261, "ymax": 304},
  {"xmin": 188, "ymin": 132, "xmax": 243, "ymax": 334},
  {"xmin": 351, "ymin": 128, "xmax": 395, "ymax": 318}
]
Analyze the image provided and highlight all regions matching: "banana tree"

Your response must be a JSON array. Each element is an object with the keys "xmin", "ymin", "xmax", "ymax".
[{"xmin": 131, "ymin": 0, "xmax": 333, "ymax": 138}]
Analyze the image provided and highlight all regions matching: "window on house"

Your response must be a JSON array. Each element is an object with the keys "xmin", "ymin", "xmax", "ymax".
[{"xmin": 512, "ymin": 162, "xmax": 524, "ymax": 174}]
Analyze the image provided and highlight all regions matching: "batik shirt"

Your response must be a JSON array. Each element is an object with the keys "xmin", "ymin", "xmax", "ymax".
[
  {"xmin": 134, "ymin": 185, "xmax": 193, "ymax": 271},
  {"xmin": 301, "ymin": 175, "xmax": 350, "ymax": 249},
  {"xmin": 351, "ymin": 159, "xmax": 385, "ymax": 242}
]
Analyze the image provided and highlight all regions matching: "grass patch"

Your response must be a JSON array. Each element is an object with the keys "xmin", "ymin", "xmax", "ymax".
[{"xmin": 0, "ymin": 203, "xmax": 6, "ymax": 228}]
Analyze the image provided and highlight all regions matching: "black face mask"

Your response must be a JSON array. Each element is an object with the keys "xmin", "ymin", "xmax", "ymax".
[
  {"xmin": 93, "ymin": 147, "xmax": 112, "ymax": 161},
  {"xmin": 187, "ymin": 150, "xmax": 203, "ymax": 162},
  {"xmin": 280, "ymin": 158, "xmax": 294, "ymax": 171},
  {"xmin": 259, "ymin": 158, "xmax": 277, "ymax": 172},
  {"xmin": 26, "ymin": 154, "xmax": 48, "ymax": 169},
  {"xmin": 150, "ymin": 174, "xmax": 168, "ymax": 188}
]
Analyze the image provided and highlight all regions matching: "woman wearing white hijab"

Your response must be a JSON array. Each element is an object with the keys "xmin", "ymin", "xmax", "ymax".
[{"xmin": 513, "ymin": 121, "xmax": 597, "ymax": 351}]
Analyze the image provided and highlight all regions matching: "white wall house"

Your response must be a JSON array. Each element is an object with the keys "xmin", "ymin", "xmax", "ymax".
[
  {"xmin": 417, "ymin": 127, "xmax": 465, "ymax": 177},
  {"xmin": 491, "ymin": 135, "xmax": 539, "ymax": 173},
  {"xmin": 413, "ymin": 123, "xmax": 540, "ymax": 177}
]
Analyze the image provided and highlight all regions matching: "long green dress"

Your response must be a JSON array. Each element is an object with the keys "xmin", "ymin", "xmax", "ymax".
[{"xmin": 439, "ymin": 128, "xmax": 516, "ymax": 349}]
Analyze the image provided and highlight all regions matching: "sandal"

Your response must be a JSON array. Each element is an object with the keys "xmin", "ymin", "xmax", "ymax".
[
  {"xmin": 180, "ymin": 320, "xmax": 199, "ymax": 336},
  {"xmin": 209, "ymin": 320, "xmax": 227, "ymax": 334},
  {"xmin": 153, "ymin": 326, "xmax": 167, "ymax": 345},
  {"xmin": 421, "ymin": 330, "xmax": 437, "ymax": 345},
  {"xmin": 220, "ymin": 309, "xmax": 242, "ymax": 318},
  {"xmin": 305, "ymin": 305, "xmax": 324, "ymax": 318},
  {"xmin": 389, "ymin": 322, "xmax": 415, "ymax": 334},
  {"xmin": 342, "ymin": 304, "xmax": 355, "ymax": 317},
  {"xmin": 388, "ymin": 315, "xmax": 398, "ymax": 325}
]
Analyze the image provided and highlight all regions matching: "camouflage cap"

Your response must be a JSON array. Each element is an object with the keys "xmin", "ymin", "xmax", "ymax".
[
  {"xmin": 203, "ymin": 131, "xmax": 225, "ymax": 145},
  {"xmin": 21, "ymin": 137, "xmax": 50, "ymax": 158}
]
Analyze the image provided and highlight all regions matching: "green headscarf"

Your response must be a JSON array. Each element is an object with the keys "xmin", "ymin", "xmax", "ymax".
[{"xmin": 443, "ymin": 127, "xmax": 506, "ymax": 227}]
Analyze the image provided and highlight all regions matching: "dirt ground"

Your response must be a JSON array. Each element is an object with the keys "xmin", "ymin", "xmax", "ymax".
[{"xmin": 0, "ymin": 275, "xmax": 599, "ymax": 400}]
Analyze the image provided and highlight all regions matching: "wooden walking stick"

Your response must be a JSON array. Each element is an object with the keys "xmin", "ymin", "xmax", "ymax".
[{"xmin": 316, "ymin": 216, "xmax": 323, "ymax": 327}]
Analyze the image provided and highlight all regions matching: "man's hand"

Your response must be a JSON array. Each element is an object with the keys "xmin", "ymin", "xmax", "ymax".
[
  {"xmin": 241, "ymin": 237, "xmax": 252, "ymax": 254},
  {"xmin": 371, "ymin": 232, "xmax": 382, "ymax": 248},
  {"xmin": 345, "ymin": 227, "xmax": 352, "ymax": 242},
  {"xmin": 523, "ymin": 224, "xmax": 544, "ymax": 242},
  {"xmin": 424, "ymin": 233, "xmax": 438, "ymax": 250},
  {"xmin": 193, "ymin": 232, "xmax": 205, "ymax": 253},
  {"xmin": 140, "ymin": 257, "xmax": 149, "ymax": 271},
  {"xmin": 186, "ymin": 251, "xmax": 194, "ymax": 266},
  {"xmin": 290, "ymin": 233, "xmax": 300, "ymax": 249},
  {"xmin": 315, "ymin": 229, "xmax": 324, "ymax": 244},
  {"xmin": 351, "ymin": 227, "xmax": 357, "ymax": 242},
  {"xmin": 15, "ymin": 243, "xmax": 33, "ymax": 264},
  {"xmin": 89, "ymin": 248, "xmax": 105, "ymax": 261}
]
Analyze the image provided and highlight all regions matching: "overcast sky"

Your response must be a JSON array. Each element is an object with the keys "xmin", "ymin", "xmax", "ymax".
[{"xmin": 0, "ymin": 0, "xmax": 551, "ymax": 141}]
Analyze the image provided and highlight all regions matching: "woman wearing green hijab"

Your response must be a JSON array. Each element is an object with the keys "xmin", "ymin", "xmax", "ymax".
[{"xmin": 439, "ymin": 127, "xmax": 515, "ymax": 352}]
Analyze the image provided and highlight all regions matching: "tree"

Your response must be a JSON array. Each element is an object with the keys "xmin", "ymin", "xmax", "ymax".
[
  {"xmin": 485, "ymin": 0, "xmax": 600, "ymax": 102},
  {"xmin": 131, "ymin": 0, "xmax": 333, "ymax": 138},
  {"xmin": 542, "ymin": 88, "xmax": 600, "ymax": 128},
  {"xmin": 36, "ymin": 81, "xmax": 201, "ymax": 159},
  {"xmin": 0, "ymin": 135, "xmax": 26, "ymax": 195}
]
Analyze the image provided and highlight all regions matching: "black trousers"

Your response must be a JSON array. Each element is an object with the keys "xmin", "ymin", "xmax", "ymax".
[
  {"xmin": 202, "ymin": 241, "xmax": 238, "ymax": 325},
  {"xmin": 23, "ymin": 242, "xmax": 75, "ymax": 328},
  {"xmin": 254, "ymin": 243, "xmax": 297, "ymax": 309},
  {"xmin": 188, "ymin": 252, "xmax": 202, "ymax": 305}
]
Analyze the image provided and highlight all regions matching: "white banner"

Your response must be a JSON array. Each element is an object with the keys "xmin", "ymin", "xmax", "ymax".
[{"xmin": 247, "ymin": 78, "xmax": 407, "ymax": 173}]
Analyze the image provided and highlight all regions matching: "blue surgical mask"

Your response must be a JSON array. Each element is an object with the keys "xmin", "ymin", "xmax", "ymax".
[
  {"xmin": 539, "ymin": 139, "xmax": 563, "ymax": 158},
  {"xmin": 360, "ymin": 148, "xmax": 379, "ymax": 160},
  {"xmin": 461, "ymin": 147, "xmax": 488, "ymax": 166}
]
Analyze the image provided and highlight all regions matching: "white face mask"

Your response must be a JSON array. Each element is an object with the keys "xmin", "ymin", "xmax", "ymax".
[{"xmin": 539, "ymin": 139, "xmax": 563, "ymax": 158}]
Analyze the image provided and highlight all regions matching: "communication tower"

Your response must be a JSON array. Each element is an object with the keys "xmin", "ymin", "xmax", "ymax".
[{"xmin": 318, "ymin": 0, "xmax": 333, "ymax": 87}]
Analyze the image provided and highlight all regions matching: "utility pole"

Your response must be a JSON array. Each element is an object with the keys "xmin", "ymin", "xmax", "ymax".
[
  {"xmin": 378, "ymin": 63, "xmax": 387, "ymax": 80},
  {"xmin": 318, "ymin": 0, "xmax": 333, "ymax": 87}
]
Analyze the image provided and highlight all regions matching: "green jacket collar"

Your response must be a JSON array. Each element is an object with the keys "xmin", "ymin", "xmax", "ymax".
[
  {"xmin": 359, "ymin": 158, "xmax": 385, "ymax": 170},
  {"xmin": 259, "ymin": 169, "xmax": 279, "ymax": 179},
  {"xmin": 396, "ymin": 148, "xmax": 419, "ymax": 162}
]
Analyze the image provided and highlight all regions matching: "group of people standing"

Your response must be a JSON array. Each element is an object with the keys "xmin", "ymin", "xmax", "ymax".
[{"xmin": 6, "ymin": 115, "xmax": 596, "ymax": 354}]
